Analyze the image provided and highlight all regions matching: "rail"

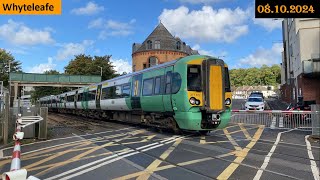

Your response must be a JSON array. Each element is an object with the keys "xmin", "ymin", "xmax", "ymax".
[
  {"xmin": 2, "ymin": 114, "xmax": 42, "ymax": 180},
  {"xmin": 231, "ymin": 110, "xmax": 320, "ymax": 130}
]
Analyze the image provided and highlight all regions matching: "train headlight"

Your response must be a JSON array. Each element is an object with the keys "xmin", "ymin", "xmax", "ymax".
[
  {"xmin": 195, "ymin": 100, "xmax": 200, "ymax": 105},
  {"xmin": 189, "ymin": 97, "xmax": 196, "ymax": 105},
  {"xmin": 225, "ymin": 98, "xmax": 231, "ymax": 105}
]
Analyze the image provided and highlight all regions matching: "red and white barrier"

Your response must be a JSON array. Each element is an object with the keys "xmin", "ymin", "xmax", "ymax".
[{"xmin": 2, "ymin": 114, "xmax": 40, "ymax": 180}]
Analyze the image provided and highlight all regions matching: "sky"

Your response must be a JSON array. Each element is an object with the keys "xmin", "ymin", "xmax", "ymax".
[{"xmin": 0, "ymin": 0, "xmax": 283, "ymax": 74}]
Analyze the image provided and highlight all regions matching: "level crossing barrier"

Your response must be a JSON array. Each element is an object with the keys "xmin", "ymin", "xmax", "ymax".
[
  {"xmin": 231, "ymin": 110, "xmax": 320, "ymax": 130},
  {"xmin": 2, "ymin": 114, "xmax": 42, "ymax": 180}
]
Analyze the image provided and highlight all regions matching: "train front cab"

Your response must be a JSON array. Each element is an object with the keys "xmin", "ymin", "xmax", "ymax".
[{"xmin": 173, "ymin": 56, "xmax": 232, "ymax": 131}]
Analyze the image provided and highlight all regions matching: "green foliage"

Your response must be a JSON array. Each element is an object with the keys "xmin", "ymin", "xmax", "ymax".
[
  {"xmin": 230, "ymin": 65, "xmax": 281, "ymax": 87},
  {"xmin": 31, "ymin": 70, "xmax": 72, "ymax": 102},
  {"xmin": 64, "ymin": 54, "xmax": 119, "ymax": 80},
  {"xmin": 0, "ymin": 49, "xmax": 22, "ymax": 87}
]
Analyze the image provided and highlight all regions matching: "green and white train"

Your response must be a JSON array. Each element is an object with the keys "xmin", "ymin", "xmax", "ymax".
[{"xmin": 40, "ymin": 55, "xmax": 232, "ymax": 133}]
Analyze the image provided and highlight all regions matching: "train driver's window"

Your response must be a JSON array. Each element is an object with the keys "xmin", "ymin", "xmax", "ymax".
[{"xmin": 187, "ymin": 65, "xmax": 202, "ymax": 91}]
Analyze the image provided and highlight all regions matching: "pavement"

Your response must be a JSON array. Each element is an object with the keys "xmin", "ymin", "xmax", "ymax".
[{"xmin": 0, "ymin": 122, "xmax": 319, "ymax": 180}]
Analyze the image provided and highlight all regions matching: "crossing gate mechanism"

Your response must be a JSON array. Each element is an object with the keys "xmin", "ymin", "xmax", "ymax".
[{"xmin": 2, "ymin": 114, "xmax": 43, "ymax": 180}]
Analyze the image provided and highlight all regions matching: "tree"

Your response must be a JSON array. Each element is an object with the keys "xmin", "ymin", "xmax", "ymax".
[
  {"xmin": 31, "ymin": 70, "xmax": 71, "ymax": 102},
  {"xmin": 229, "ymin": 64, "xmax": 281, "ymax": 87},
  {"xmin": 0, "ymin": 49, "xmax": 22, "ymax": 87},
  {"xmin": 64, "ymin": 54, "xmax": 118, "ymax": 80}
]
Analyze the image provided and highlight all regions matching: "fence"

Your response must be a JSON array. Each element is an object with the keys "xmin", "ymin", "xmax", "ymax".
[{"xmin": 231, "ymin": 110, "xmax": 319, "ymax": 130}]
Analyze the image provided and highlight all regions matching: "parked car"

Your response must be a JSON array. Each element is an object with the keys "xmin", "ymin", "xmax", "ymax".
[{"xmin": 245, "ymin": 97, "xmax": 265, "ymax": 111}]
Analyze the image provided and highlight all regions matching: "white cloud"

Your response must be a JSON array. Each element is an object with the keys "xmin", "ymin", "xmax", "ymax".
[
  {"xmin": 253, "ymin": 18, "xmax": 282, "ymax": 31},
  {"xmin": 159, "ymin": 6, "xmax": 250, "ymax": 43},
  {"xmin": 71, "ymin": 2, "xmax": 104, "ymax": 15},
  {"xmin": 0, "ymin": 19, "xmax": 54, "ymax": 45},
  {"xmin": 110, "ymin": 58, "xmax": 132, "ymax": 74},
  {"xmin": 88, "ymin": 18, "xmax": 104, "ymax": 29},
  {"xmin": 192, "ymin": 44, "xmax": 227, "ymax": 57},
  {"xmin": 26, "ymin": 57, "xmax": 56, "ymax": 73},
  {"xmin": 179, "ymin": 0, "xmax": 227, "ymax": 4},
  {"xmin": 56, "ymin": 40, "xmax": 94, "ymax": 60},
  {"xmin": 88, "ymin": 19, "xmax": 135, "ymax": 39},
  {"xmin": 239, "ymin": 43, "xmax": 283, "ymax": 67}
]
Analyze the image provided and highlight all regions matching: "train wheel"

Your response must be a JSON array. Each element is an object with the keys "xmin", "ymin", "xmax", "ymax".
[{"xmin": 168, "ymin": 117, "xmax": 181, "ymax": 134}]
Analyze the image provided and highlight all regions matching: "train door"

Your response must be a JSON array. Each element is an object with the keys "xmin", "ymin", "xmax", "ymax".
[
  {"xmin": 74, "ymin": 91, "xmax": 78, "ymax": 109},
  {"xmin": 96, "ymin": 85, "xmax": 102, "ymax": 109},
  {"xmin": 131, "ymin": 74, "xmax": 142, "ymax": 110},
  {"xmin": 163, "ymin": 66, "xmax": 173, "ymax": 112},
  {"xmin": 81, "ymin": 88, "xmax": 89, "ymax": 110},
  {"xmin": 64, "ymin": 94, "xmax": 67, "ymax": 108}
]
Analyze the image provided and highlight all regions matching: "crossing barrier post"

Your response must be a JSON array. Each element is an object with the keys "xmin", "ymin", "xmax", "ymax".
[{"xmin": 2, "ymin": 114, "xmax": 41, "ymax": 180}]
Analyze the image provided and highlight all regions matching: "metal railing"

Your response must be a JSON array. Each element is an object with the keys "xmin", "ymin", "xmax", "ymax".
[{"xmin": 231, "ymin": 110, "xmax": 319, "ymax": 130}]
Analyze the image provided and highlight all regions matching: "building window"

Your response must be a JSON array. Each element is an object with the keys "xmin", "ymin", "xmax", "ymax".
[
  {"xmin": 133, "ymin": 65, "xmax": 136, "ymax": 72},
  {"xmin": 148, "ymin": 56, "xmax": 158, "ymax": 67},
  {"xmin": 176, "ymin": 41, "xmax": 181, "ymax": 50},
  {"xmin": 143, "ymin": 63, "xmax": 147, "ymax": 69},
  {"xmin": 155, "ymin": 40, "xmax": 160, "ymax": 49},
  {"xmin": 147, "ymin": 40, "xmax": 152, "ymax": 49}
]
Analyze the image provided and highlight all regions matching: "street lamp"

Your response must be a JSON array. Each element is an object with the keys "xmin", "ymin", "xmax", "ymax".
[{"xmin": 98, "ymin": 66, "xmax": 102, "ymax": 77}]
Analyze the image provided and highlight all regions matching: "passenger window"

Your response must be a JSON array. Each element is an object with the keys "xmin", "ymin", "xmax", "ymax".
[
  {"xmin": 172, "ymin": 72, "xmax": 181, "ymax": 94},
  {"xmin": 154, "ymin": 77, "xmax": 161, "ymax": 95},
  {"xmin": 165, "ymin": 71, "xmax": 172, "ymax": 94},
  {"xmin": 143, "ymin": 78, "xmax": 154, "ymax": 96},
  {"xmin": 122, "ymin": 83, "xmax": 131, "ymax": 98}
]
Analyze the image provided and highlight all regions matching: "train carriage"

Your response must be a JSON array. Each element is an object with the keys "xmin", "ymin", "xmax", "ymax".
[{"xmin": 40, "ymin": 55, "xmax": 232, "ymax": 133}]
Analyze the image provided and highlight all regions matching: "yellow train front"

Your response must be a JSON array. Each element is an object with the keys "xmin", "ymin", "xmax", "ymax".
[{"xmin": 172, "ymin": 55, "xmax": 232, "ymax": 133}]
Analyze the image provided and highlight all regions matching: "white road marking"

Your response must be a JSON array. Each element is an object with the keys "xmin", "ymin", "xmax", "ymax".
[
  {"xmin": 253, "ymin": 129, "xmax": 295, "ymax": 180},
  {"xmin": 45, "ymin": 136, "xmax": 184, "ymax": 180},
  {"xmin": 305, "ymin": 135, "xmax": 320, "ymax": 180}
]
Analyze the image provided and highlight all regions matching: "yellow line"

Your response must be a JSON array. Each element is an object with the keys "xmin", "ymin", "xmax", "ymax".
[
  {"xmin": 238, "ymin": 123, "xmax": 252, "ymax": 140},
  {"xmin": 136, "ymin": 138, "xmax": 182, "ymax": 180},
  {"xmin": 223, "ymin": 129, "xmax": 242, "ymax": 151},
  {"xmin": 112, "ymin": 151, "xmax": 236, "ymax": 180},
  {"xmin": 219, "ymin": 126, "xmax": 258, "ymax": 136},
  {"xmin": 113, "ymin": 139, "xmax": 182, "ymax": 180},
  {"xmin": 200, "ymin": 136, "xmax": 206, "ymax": 144},
  {"xmin": 29, "ymin": 148, "xmax": 131, "ymax": 172},
  {"xmin": 217, "ymin": 125, "xmax": 264, "ymax": 180},
  {"xmin": 32, "ymin": 131, "xmax": 145, "ymax": 176}
]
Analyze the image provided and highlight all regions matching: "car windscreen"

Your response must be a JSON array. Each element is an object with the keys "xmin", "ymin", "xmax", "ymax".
[{"xmin": 248, "ymin": 98, "xmax": 263, "ymax": 102}]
